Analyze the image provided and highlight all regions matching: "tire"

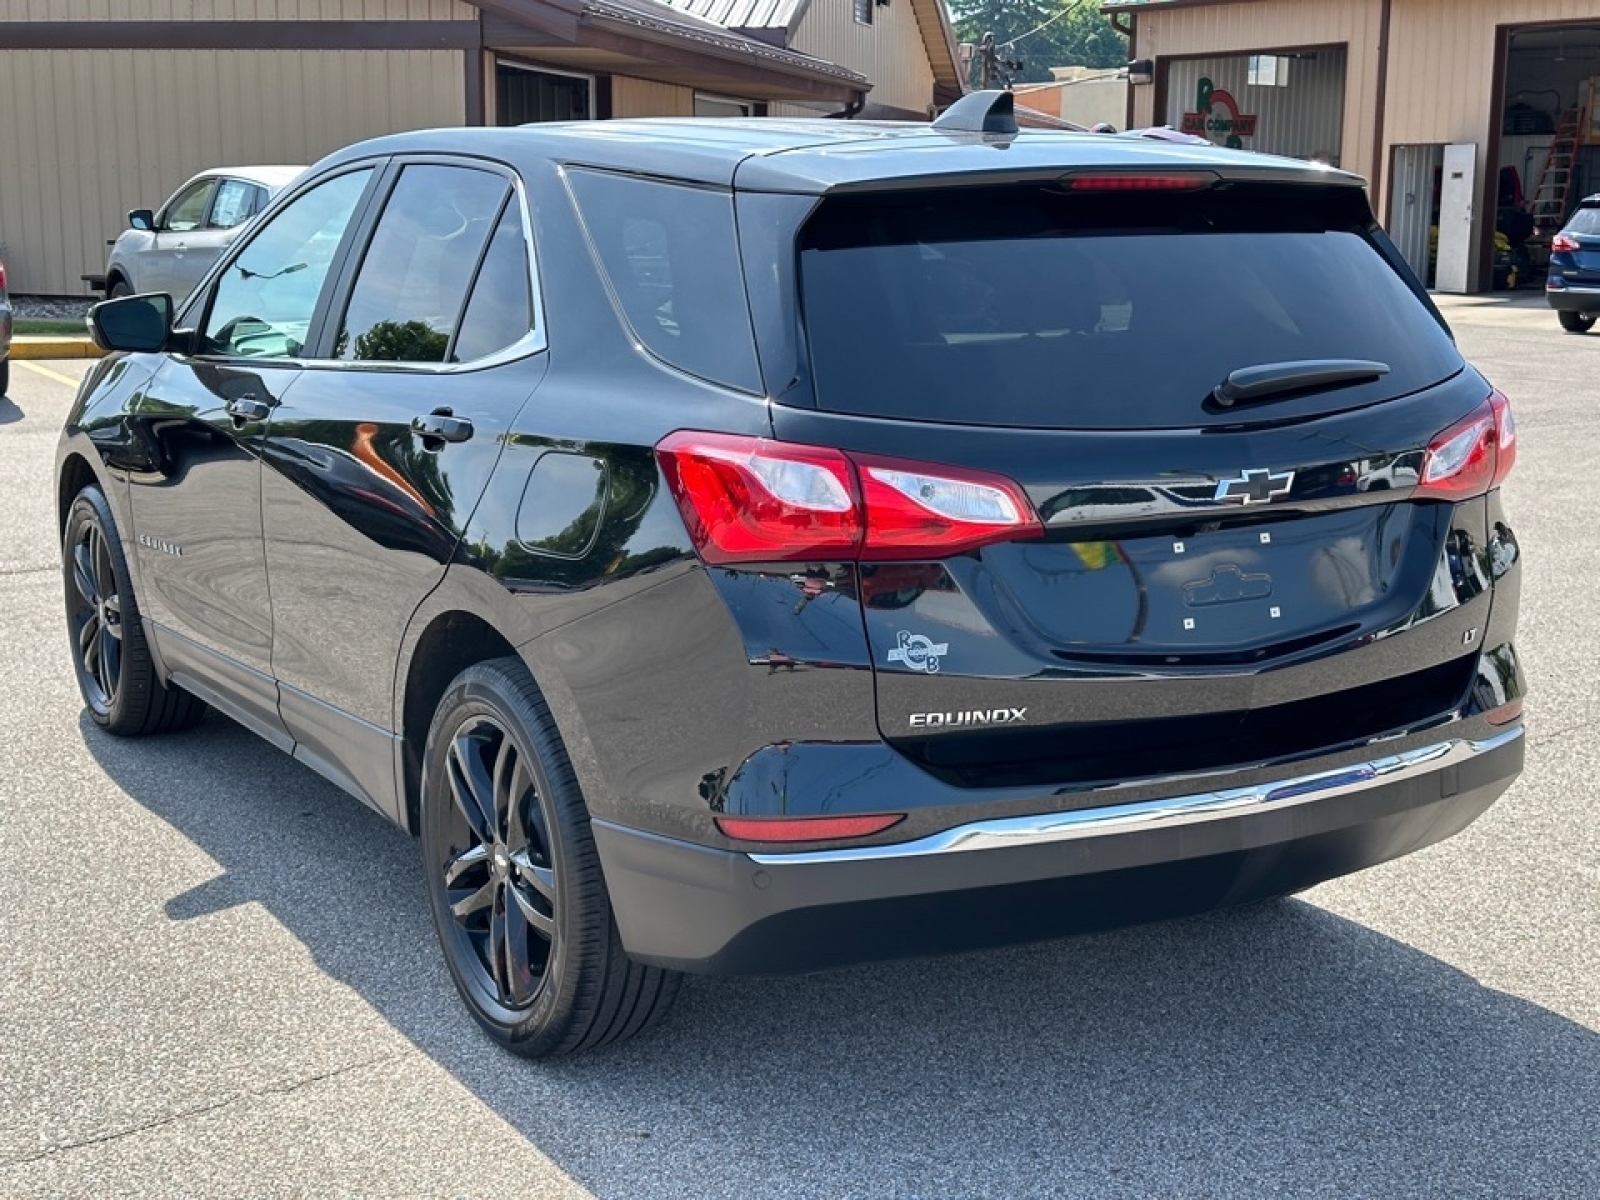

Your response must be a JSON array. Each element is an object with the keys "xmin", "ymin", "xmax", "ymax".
[
  {"xmin": 1559, "ymin": 310, "xmax": 1596, "ymax": 334},
  {"xmin": 107, "ymin": 278, "xmax": 133, "ymax": 299},
  {"xmin": 62, "ymin": 485, "xmax": 207, "ymax": 736},
  {"xmin": 420, "ymin": 657, "xmax": 680, "ymax": 1058},
  {"xmin": 0, "ymin": 357, "xmax": 9, "ymax": 398}
]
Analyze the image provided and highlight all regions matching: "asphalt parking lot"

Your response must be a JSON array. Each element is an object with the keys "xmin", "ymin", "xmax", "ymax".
[{"xmin": 2, "ymin": 296, "xmax": 1597, "ymax": 1198}]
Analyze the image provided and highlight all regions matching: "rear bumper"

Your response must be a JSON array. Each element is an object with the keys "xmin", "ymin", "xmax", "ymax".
[
  {"xmin": 594, "ymin": 726, "xmax": 1524, "ymax": 974},
  {"xmin": 1546, "ymin": 281, "xmax": 1600, "ymax": 312}
]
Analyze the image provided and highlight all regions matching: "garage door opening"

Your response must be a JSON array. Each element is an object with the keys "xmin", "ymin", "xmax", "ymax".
[
  {"xmin": 1493, "ymin": 23, "xmax": 1600, "ymax": 290},
  {"xmin": 1163, "ymin": 47, "xmax": 1347, "ymax": 164}
]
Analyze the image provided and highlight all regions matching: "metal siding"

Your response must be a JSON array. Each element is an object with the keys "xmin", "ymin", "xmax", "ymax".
[
  {"xmin": 788, "ymin": 0, "xmax": 934, "ymax": 113},
  {"xmin": 11, "ymin": 0, "xmax": 475, "ymax": 18},
  {"xmin": 1165, "ymin": 49, "xmax": 1348, "ymax": 165},
  {"xmin": 611, "ymin": 76, "xmax": 697, "ymax": 116},
  {"xmin": 1131, "ymin": 0, "xmax": 1379, "ymax": 180},
  {"xmin": 0, "ymin": 48, "xmax": 464, "ymax": 294}
]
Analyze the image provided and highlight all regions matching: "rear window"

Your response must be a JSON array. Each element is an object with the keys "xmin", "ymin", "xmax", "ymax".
[
  {"xmin": 1566, "ymin": 205, "xmax": 1600, "ymax": 234},
  {"xmin": 797, "ymin": 183, "xmax": 1463, "ymax": 429}
]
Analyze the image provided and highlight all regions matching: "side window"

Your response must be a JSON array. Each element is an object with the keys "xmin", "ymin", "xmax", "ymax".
[
  {"xmin": 162, "ymin": 181, "xmax": 215, "ymax": 233},
  {"xmin": 566, "ymin": 168, "xmax": 762, "ymax": 393},
  {"xmin": 334, "ymin": 165, "xmax": 509, "ymax": 364},
  {"xmin": 200, "ymin": 168, "xmax": 373, "ymax": 360},
  {"xmin": 208, "ymin": 179, "xmax": 257, "ymax": 230},
  {"xmin": 450, "ymin": 198, "xmax": 534, "ymax": 363}
]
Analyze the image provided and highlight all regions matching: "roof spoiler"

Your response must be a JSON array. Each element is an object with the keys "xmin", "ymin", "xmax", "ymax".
[{"xmin": 932, "ymin": 90, "xmax": 1018, "ymax": 136}]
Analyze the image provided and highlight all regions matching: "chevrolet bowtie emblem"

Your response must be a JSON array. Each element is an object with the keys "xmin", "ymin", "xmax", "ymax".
[{"xmin": 1214, "ymin": 468, "xmax": 1295, "ymax": 506}]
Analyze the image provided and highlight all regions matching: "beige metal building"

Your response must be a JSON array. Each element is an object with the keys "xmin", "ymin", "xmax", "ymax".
[
  {"xmin": 0, "ymin": 0, "xmax": 957, "ymax": 293},
  {"xmin": 1109, "ymin": 0, "xmax": 1600, "ymax": 292}
]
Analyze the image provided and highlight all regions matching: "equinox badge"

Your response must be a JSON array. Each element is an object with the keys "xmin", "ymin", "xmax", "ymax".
[{"xmin": 1215, "ymin": 468, "xmax": 1295, "ymax": 506}]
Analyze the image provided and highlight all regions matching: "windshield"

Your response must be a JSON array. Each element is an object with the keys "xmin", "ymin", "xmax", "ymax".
[{"xmin": 796, "ymin": 184, "xmax": 1463, "ymax": 429}]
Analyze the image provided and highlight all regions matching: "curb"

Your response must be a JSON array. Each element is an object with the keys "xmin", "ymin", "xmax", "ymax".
[{"xmin": 9, "ymin": 336, "xmax": 104, "ymax": 360}]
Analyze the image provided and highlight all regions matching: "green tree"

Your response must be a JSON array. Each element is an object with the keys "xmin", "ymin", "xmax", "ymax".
[{"xmin": 952, "ymin": 0, "xmax": 1128, "ymax": 85}]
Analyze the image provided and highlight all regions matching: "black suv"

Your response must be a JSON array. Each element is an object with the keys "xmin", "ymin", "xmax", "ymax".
[{"xmin": 59, "ymin": 93, "xmax": 1525, "ymax": 1057}]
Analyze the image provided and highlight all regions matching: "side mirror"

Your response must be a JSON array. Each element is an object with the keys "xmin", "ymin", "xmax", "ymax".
[
  {"xmin": 90, "ymin": 293, "xmax": 174, "ymax": 353},
  {"xmin": 128, "ymin": 209, "xmax": 155, "ymax": 232}
]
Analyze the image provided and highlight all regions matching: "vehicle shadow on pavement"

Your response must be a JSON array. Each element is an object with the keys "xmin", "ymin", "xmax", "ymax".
[
  {"xmin": 0, "ymin": 396, "xmax": 22, "ymax": 424},
  {"xmin": 85, "ymin": 712, "xmax": 1600, "ymax": 1199}
]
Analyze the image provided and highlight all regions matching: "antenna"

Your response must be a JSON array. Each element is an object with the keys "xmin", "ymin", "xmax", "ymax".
[{"xmin": 932, "ymin": 89, "xmax": 1019, "ymax": 136}]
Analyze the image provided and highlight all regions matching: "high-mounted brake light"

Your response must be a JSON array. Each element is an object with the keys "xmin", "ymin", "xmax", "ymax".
[
  {"xmin": 1551, "ymin": 233, "xmax": 1581, "ymax": 253},
  {"xmin": 1064, "ymin": 173, "xmax": 1213, "ymax": 191},
  {"xmin": 715, "ymin": 813, "xmax": 905, "ymax": 843},
  {"xmin": 656, "ymin": 432, "xmax": 1044, "ymax": 565},
  {"xmin": 1416, "ymin": 390, "xmax": 1516, "ymax": 500}
]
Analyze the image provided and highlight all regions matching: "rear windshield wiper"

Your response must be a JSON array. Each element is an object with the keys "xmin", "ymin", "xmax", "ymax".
[{"xmin": 1211, "ymin": 359, "xmax": 1390, "ymax": 409}]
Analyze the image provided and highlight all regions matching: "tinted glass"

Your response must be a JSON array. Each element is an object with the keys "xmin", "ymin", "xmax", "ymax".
[
  {"xmin": 797, "ymin": 184, "xmax": 1465, "ymax": 430},
  {"xmin": 201, "ymin": 168, "xmax": 372, "ymax": 359},
  {"xmin": 209, "ymin": 179, "xmax": 258, "ymax": 230},
  {"xmin": 567, "ymin": 169, "xmax": 762, "ymax": 393},
  {"xmin": 336, "ymin": 165, "xmax": 508, "ymax": 363},
  {"xmin": 164, "ymin": 181, "xmax": 215, "ymax": 232},
  {"xmin": 1566, "ymin": 205, "xmax": 1600, "ymax": 235},
  {"xmin": 451, "ymin": 200, "xmax": 533, "ymax": 363}
]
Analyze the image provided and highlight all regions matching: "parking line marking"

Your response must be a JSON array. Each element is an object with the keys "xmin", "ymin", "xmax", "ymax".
[{"xmin": 17, "ymin": 360, "xmax": 83, "ymax": 388}]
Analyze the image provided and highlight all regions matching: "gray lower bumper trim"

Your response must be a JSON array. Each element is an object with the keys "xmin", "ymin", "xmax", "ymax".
[{"xmin": 749, "ymin": 727, "xmax": 1524, "ymax": 866}]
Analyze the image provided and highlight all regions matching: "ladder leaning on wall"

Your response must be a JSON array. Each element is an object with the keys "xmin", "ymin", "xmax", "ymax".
[{"xmin": 1529, "ymin": 106, "xmax": 1588, "ymax": 235}]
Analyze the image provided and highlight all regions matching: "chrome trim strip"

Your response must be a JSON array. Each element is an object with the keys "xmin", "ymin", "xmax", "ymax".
[{"xmin": 747, "ymin": 728, "xmax": 1524, "ymax": 866}]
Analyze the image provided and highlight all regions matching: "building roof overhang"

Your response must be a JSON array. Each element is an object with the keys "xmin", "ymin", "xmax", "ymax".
[{"xmin": 475, "ymin": 0, "xmax": 868, "ymax": 101}]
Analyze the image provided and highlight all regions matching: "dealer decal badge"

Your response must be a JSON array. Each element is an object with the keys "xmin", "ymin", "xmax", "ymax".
[{"xmin": 888, "ymin": 631, "xmax": 948, "ymax": 674}]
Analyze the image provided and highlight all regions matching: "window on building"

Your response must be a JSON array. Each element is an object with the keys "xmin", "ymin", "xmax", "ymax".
[
  {"xmin": 496, "ymin": 61, "xmax": 593, "ymax": 124},
  {"xmin": 694, "ymin": 95, "xmax": 753, "ymax": 118},
  {"xmin": 853, "ymin": 0, "xmax": 873, "ymax": 25}
]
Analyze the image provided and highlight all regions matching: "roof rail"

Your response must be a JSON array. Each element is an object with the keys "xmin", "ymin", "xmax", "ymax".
[{"xmin": 932, "ymin": 89, "xmax": 1019, "ymax": 136}]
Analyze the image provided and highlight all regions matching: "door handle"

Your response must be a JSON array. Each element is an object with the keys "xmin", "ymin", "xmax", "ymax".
[
  {"xmin": 225, "ymin": 395, "xmax": 271, "ymax": 423},
  {"xmin": 411, "ymin": 408, "xmax": 473, "ymax": 445},
  {"xmin": 174, "ymin": 242, "xmax": 188, "ymax": 253}
]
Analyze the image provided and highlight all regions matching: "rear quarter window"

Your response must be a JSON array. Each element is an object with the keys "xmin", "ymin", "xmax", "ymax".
[
  {"xmin": 566, "ymin": 168, "xmax": 762, "ymax": 394},
  {"xmin": 797, "ymin": 183, "xmax": 1464, "ymax": 430}
]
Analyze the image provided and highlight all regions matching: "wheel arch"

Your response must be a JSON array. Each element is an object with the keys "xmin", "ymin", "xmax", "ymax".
[
  {"xmin": 58, "ymin": 452, "xmax": 100, "ymax": 536},
  {"xmin": 394, "ymin": 570, "xmax": 616, "ymax": 837}
]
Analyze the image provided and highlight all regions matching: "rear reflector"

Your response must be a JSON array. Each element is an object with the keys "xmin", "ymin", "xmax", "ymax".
[
  {"xmin": 1484, "ymin": 698, "xmax": 1523, "ymax": 726},
  {"xmin": 1416, "ymin": 389, "xmax": 1515, "ymax": 500},
  {"xmin": 715, "ymin": 813, "xmax": 905, "ymax": 843},
  {"xmin": 657, "ymin": 432, "xmax": 1043, "ymax": 564}
]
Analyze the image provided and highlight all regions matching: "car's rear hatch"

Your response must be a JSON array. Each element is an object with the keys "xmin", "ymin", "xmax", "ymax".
[
  {"xmin": 765, "ymin": 174, "xmax": 1507, "ymax": 789},
  {"xmin": 1557, "ymin": 203, "xmax": 1600, "ymax": 279}
]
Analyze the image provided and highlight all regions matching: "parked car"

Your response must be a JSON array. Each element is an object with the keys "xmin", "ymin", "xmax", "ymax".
[
  {"xmin": 103, "ymin": 166, "xmax": 302, "ymax": 303},
  {"xmin": 0, "ymin": 252, "xmax": 10, "ymax": 396},
  {"xmin": 59, "ymin": 93, "xmax": 1526, "ymax": 1058},
  {"xmin": 1547, "ymin": 193, "xmax": 1600, "ymax": 332}
]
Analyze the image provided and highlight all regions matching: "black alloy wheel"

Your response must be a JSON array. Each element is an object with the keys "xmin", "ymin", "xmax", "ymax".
[
  {"xmin": 69, "ymin": 513, "xmax": 124, "ymax": 717},
  {"xmin": 438, "ymin": 713, "xmax": 558, "ymax": 1011},
  {"xmin": 421, "ymin": 658, "xmax": 679, "ymax": 1057},
  {"xmin": 62, "ymin": 485, "xmax": 206, "ymax": 736}
]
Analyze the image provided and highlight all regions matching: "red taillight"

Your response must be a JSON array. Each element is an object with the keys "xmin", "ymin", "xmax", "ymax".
[
  {"xmin": 1551, "ymin": 233, "xmax": 1580, "ymax": 253},
  {"xmin": 1064, "ymin": 172, "xmax": 1213, "ymax": 192},
  {"xmin": 715, "ymin": 813, "xmax": 905, "ymax": 843},
  {"xmin": 656, "ymin": 432, "xmax": 1044, "ymax": 565},
  {"xmin": 1416, "ymin": 390, "xmax": 1516, "ymax": 499},
  {"xmin": 854, "ymin": 454, "xmax": 1043, "ymax": 560},
  {"xmin": 655, "ymin": 432, "xmax": 862, "ymax": 565},
  {"xmin": 0, "ymin": 259, "xmax": 7, "ymax": 291}
]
